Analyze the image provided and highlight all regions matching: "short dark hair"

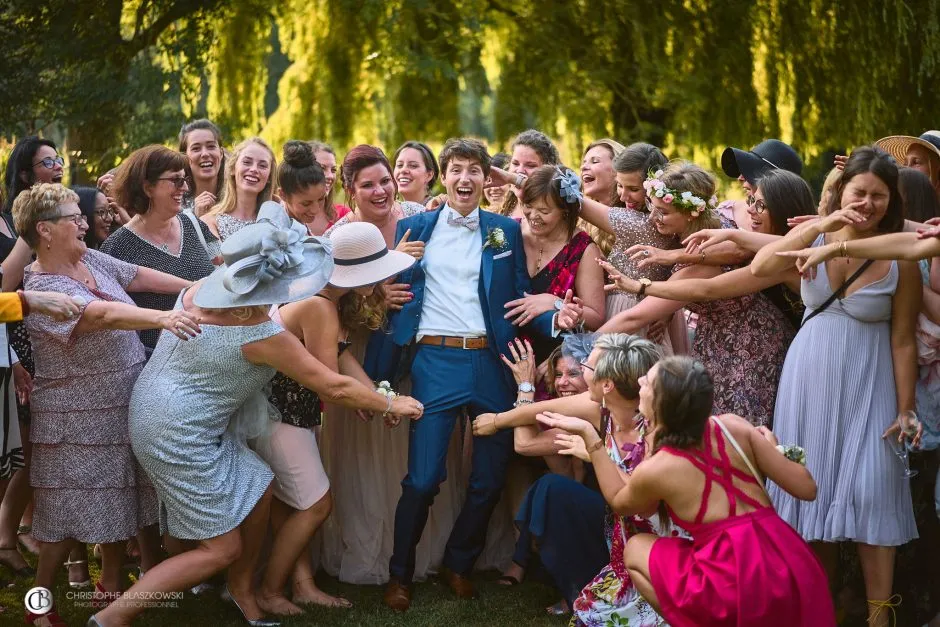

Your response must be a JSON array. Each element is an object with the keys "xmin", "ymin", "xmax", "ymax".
[
  {"xmin": 279, "ymin": 140, "xmax": 326, "ymax": 197},
  {"xmin": 824, "ymin": 146, "xmax": 904, "ymax": 233},
  {"xmin": 898, "ymin": 166, "xmax": 940, "ymax": 223},
  {"xmin": 613, "ymin": 142, "xmax": 668, "ymax": 175},
  {"xmin": 393, "ymin": 141, "xmax": 440, "ymax": 194},
  {"xmin": 438, "ymin": 138, "xmax": 491, "ymax": 178},
  {"xmin": 755, "ymin": 169, "xmax": 815, "ymax": 235},
  {"xmin": 111, "ymin": 145, "xmax": 187, "ymax": 216},
  {"xmin": 520, "ymin": 165, "xmax": 580, "ymax": 238},
  {"xmin": 491, "ymin": 152, "xmax": 510, "ymax": 171},
  {"xmin": 3, "ymin": 136, "xmax": 58, "ymax": 213}
]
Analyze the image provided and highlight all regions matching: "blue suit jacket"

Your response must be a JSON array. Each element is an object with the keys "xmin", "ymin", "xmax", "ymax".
[{"xmin": 365, "ymin": 208, "xmax": 554, "ymax": 384}]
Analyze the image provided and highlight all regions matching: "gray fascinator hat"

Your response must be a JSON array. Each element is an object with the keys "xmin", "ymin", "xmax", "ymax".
[
  {"xmin": 561, "ymin": 332, "xmax": 598, "ymax": 364},
  {"xmin": 194, "ymin": 201, "xmax": 334, "ymax": 309}
]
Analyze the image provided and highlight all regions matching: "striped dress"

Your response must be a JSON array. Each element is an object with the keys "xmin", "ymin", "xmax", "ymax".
[{"xmin": 769, "ymin": 235, "xmax": 917, "ymax": 545}]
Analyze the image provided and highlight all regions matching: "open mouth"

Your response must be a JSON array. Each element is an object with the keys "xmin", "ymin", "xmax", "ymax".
[
  {"xmin": 750, "ymin": 219, "xmax": 762, "ymax": 231},
  {"xmin": 582, "ymin": 173, "xmax": 596, "ymax": 185},
  {"xmin": 397, "ymin": 176, "xmax": 412, "ymax": 187},
  {"xmin": 372, "ymin": 196, "xmax": 389, "ymax": 209},
  {"xmin": 243, "ymin": 174, "xmax": 261, "ymax": 186},
  {"xmin": 52, "ymin": 174, "xmax": 63, "ymax": 183},
  {"xmin": 198, "ymin": 160, "xmax": 215, "ymax": 172},
  {"xmin": 455, "ymin": 186, "xmax": 473, "ymax": 202}
]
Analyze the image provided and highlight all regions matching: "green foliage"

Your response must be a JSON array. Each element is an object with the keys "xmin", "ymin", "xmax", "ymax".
[{"xmin": 2, "ymin": 0, "xmax": 939, "ymax": 177}]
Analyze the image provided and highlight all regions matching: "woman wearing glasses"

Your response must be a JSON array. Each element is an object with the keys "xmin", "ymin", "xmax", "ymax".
[
  {"xmin": 100, "ymin": 145, "xmax": 218, "ymax": 357},
  {"xmin": 11, "ymin": 183, "xmax": 199, "ymax": 626},
  {"xmin": 0, "ymin": 136, "xmax": 66, "ymax": 575},
  {"xmin": 74, "ymin": 186, "xmax": 116, "ymax": 249}
]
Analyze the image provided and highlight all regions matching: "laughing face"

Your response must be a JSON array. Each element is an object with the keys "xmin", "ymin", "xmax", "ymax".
[
  {"xmin": 648, "ymin": 196, "xmax": 690, "ymax": 236},
  {"xmin": 553, "ymin": 356, "xmax": 588, "ymax": 397},
  {"xmin": 747, "ymin": 188, "xmax": 772, "ymax": 234},
  {"xmin": 840, "ymin": 171, "xmax": 890, "ymax": 232},
  {"xmin": 616, "ymin": 171, "xmax": 647, "ymax": 211},
  {"xmin": 581, "ymin": 146, "xmax": 616, "ymax": 202},
  {"xmin": 394, "ymin": 147, "xmax": 434, "ymax": 202},
  {"xmin": 235, "ymin": 143, "xmax": 273, "ymax": 196},
  {"xmin": 150, "ymin": 169, "xmax": 188, "ymax": 214},
  {"xmin": 283, "ymin": 182, "xmax": 327, "ymax": 224},
  {"xmin": 184, "ymin": 129, "xmax": 222, "ymax": 183},
  {"xmin": 315, "ymin": 149, "xmax": 338, "ymax": 194},
  {"xmin": 522, "ymin": 193, "xmax": 566, "ymax": 238},
  {"xmin": 442, "ymin": 156, "xmax": 485, "ymax": 215},
  {"xmin": 31, "ymin": 145, "xmax": 64, "ymax": 184},
  {"xmin": 352, "ymin": 163, "xmax": 397, "ymax": 222}
]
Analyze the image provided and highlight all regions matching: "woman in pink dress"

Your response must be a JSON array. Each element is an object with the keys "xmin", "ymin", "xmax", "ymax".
[{"xmin": 542, "ymin": 355, "xmax": 835, "ymax": 627}]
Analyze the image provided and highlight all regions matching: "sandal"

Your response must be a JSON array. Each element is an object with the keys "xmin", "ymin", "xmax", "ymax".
[
  {"xmin": 64, "ymin": 558, "xmax": 91, "ymax": 589},
  {"xmin": 546, "ymin": 600, "xmax": 569, "ymax": 616},
  {"xmin": 0, "ymin": 545, "xmax": 35, "ymax": 577}
]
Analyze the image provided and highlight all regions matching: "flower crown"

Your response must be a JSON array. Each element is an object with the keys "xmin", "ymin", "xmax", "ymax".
[{"xmin": 643, "ymin": 169, "xmax": 718, "ymax": 218}]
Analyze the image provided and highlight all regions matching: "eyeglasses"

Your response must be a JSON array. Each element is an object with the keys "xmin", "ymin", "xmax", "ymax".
[
  {"xmin": 579, "ymin": 360, "xmax": 595, "ymax": 373},
  {"xmin": 158, "ymin": 177, "xmax": 188, "ymax": 189},
  {"xmin": 33, "ymin": 156, "xmax": 65, "ymax": 169},
  {"xmin": 39, "ymin": 212, "xmax": 87, "ymax": 226},
  {"xmin": 94, "ymin": 208, "xmax": 116, "ymax": 219},
  {"xmin": 750, "ymin": 199, "xmax": 768, "ymax": 214}
]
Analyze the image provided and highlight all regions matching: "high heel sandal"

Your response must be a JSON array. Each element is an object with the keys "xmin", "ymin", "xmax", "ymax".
[
  {"xmin": 64, "ymin": 558, "xmax": 91, "ymax": 589},
  {"xmin": 867, "ymin": 594, "xmax": 901, "ymax": 627},
  {"xmin": 0, "ymin": 545, "xmax": 35, "ymax": 577},
  {"xmin": 224, "ymin": 586, "xmax": 281, "ymax": 627}
]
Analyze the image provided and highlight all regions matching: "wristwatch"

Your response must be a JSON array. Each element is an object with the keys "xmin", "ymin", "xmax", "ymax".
[
  {"xmin": 554, "ymin": 298, "xmax": 564, "ymax": 311},
  {"xmin": 638, "ymin": 278, "xmax": 652, "ymax": 296},
  {"xmin": 518, "ymin": 381, "xmax": 535, "ymax": 394}
]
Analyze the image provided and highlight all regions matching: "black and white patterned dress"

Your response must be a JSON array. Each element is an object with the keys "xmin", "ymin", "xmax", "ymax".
[{"xmin": 100, "ymin": 214, "xmax": 217, "ymax": 354}]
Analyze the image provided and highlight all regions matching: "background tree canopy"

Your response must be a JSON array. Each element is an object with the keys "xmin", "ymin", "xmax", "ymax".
[{"xmin": 1, "ymin": 0, "xmax": 938, "ymax": 187}]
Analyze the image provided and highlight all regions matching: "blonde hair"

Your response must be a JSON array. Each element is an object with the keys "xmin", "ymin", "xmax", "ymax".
[
  {"xmin": 658, "ymin": 161, "xmax": 721, "ymax": 239},
  {"xmin": 593, "ymin": 333, "xmax": 662, "ymax": 400},
  {"xmin": 11, "ymin": 183, "xmax": 79, "ymax": 248},
  {"xmin": 208, "ymin": 137, "xmax": 277, "ymax": 217},
  {"xmin": 581, "ymin": 138, "xmax": 626, "ymax": 254},
  {"xmin": 818, "ymin": 167, "xmax": 843, "ymax": 216}
]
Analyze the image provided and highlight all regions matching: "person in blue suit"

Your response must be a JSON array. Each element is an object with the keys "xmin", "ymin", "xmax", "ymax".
[{"xmin": 366, "ymin": 137, "xmax": 574, "ymax": 610}]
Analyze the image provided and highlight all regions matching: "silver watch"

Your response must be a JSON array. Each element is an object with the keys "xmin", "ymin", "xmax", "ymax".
[
  {"xmin": 518, "ymin": 381, "xmax": 535, "ymax": 393},
  {"xmin": 554, "ymin": 298, "xmax": 564, "ymax": 311}
]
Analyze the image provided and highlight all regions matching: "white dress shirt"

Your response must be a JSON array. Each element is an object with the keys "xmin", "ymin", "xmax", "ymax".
[{"xmin": 417, "ymin": 205, "xmax": 488, "ymax": 339}]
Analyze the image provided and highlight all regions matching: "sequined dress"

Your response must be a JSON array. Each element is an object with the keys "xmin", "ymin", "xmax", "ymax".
[
  {"xmin": 216, "ymin": 213, "xmax": 257, "ymax": 241},
  {"xmin": 606, "ymin": 206, "xmax": 687, "ymax": 353}
]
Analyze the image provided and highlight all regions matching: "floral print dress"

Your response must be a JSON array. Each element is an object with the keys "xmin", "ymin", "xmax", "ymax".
[{"xmin": 571, "ymin": 415, "xmax": 689, "ymax": 627}]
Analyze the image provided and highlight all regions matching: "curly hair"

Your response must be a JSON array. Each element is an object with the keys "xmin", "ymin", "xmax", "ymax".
[
  {"xmin": 337, "ymin": 285, "xmax": 387, "ymax": 331},
  {"xmin": 11, "ymin": 183, "xmax": 79, "ymax": 248}
]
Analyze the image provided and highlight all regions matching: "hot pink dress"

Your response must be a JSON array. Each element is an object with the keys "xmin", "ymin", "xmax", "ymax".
[{"xmin": 649, "ymin": 419, "xmax": 835, "ymax": 627}]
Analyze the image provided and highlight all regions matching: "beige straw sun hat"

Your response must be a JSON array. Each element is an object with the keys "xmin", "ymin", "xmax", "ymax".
[
  {"xmin": 875, "ymin": 130, "xmax": 940, "ymax": 164},
  {"xmin": 327, "ymin": 221, "xmax": 416, "ymax": 288}
]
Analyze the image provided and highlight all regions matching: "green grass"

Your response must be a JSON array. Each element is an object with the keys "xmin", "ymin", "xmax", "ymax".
[{"xmin": 1, "ymin": 563, "xmax": 570, "ymax": 626}]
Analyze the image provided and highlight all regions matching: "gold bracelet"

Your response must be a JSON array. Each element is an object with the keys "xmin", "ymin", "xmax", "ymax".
[
  {"xmin": 492, "ymin": 413, "xmax": 499, "ymax": 430},
  {"xmin": 587, "ymin": 438, "xmax": 605, "ymax": 455}
]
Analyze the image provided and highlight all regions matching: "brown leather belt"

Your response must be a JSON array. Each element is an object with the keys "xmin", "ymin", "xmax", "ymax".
[{"xmin": 417, "ymin": 335, "xmax": 489, "ymax": 350}]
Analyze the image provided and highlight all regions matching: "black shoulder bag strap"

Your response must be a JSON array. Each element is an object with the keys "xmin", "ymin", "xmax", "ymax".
[{"xmin": 801, "ymin": 259, "xmax": 875, "ymax": 327}]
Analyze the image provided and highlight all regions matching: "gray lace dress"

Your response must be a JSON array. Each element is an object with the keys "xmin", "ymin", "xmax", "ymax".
[{"xmin": 129, "ymin": 292, "xmax": 282, "ymax": 540}]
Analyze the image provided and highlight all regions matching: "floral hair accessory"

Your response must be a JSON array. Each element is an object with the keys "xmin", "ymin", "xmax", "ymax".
[
  {"xmin": 642, "ymin": 169, "xmax": 718, "ymax": 218},
  {"xmin": 776, "ymin": 444, "xmax": 807, "ymax": 466},
  {"xmin": 553, "ymin": 168, "xmax": 583, "ymax": 206}
]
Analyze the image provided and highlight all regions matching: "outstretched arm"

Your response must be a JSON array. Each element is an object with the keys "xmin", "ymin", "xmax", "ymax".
[{"xmin": 472, "ymin": 391, "xmax": 601, "ymax": 435}]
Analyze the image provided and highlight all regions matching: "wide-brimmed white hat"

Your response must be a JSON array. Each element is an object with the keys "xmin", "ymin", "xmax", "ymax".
[
  {"xmin": 876, "ymin": 131, "xmax": 940, "ymax": 165},
  {"xmin": 327, "ymin": 222, "xmax": 416, "ymax": 288},
  {"xmin": 194, "ymin": 201, "xmax": 334, "ymax": 308}
]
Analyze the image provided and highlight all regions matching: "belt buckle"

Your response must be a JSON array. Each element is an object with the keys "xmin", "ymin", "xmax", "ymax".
[{"xmin": 462, "ymin": 336, "xmax": 470, "ymax": 349}]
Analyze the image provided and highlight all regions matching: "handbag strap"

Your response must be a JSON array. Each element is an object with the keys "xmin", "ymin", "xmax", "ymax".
[
  {"xmin": 182, "ymin": 210, "xmax": 213, "ymax": 259},
  {"xmin": 801, "ymin": 258, "xmax": 875, "ymax": 326},
  {"xmin": 710, "ymin": 416, "xmax": 769, "ymax": 498}
]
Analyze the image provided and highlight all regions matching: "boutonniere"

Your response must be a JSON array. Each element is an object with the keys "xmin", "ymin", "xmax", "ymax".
[
  {"xmin": 483, "ymin": 227, "xmax": 507, "ymax": 252},
  {"xmin": 776, "ymin": 444, "xmax": 807, "ymax": 466}
]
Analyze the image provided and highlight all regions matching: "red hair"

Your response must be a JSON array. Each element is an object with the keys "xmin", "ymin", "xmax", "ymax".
[{"xmin": 341, "ymin": 145, "xmax": 395, "ymax": 206}]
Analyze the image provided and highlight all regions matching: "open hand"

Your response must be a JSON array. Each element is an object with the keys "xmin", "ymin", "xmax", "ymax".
[
  {"xmin": 160, "ymin": 309, "xmax": 202, "ymax": 340},
  {"xmin": 536, "ymin": 411, "xmax": 591, "ymax": 436},
  {"xmin": 553, "ymin": 432, "xmax": 591, "ymax": 462},
  {"xmin": 500, "ymin": 338, "xmax": 536, "ymax": 384},
  {"xmin": 598, "ymin": 259, "xmax": 640, "ymax": 294},
  {"xmin": 626, "ymin": 245, "xmax": 677, "ymax": 270},
  {"xmin": 683, "ymin": 229, "xmax": 731, "ymax": 253},
  {"xmin": 505, "ymin": 292, "xmax": 555, "ymax": 326},
  {"xmin": 775, "ymin": 242, "xmax": 838, "ymax": 275}
]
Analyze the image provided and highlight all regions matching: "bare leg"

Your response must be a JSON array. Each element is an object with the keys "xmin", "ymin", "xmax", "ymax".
[
  {"xmin": 227, "ymin": 484, "xmax": 274, "ymax": 621},
  {"xmin": 136, "ymin": 524, "xmax": 162, "ymax": 573},
  {"xmin": 94, "ymin": 529, "xmax": 242, "ymax": 627},
  {"xmin": 281, "ymin": 492, "xmax": 350, "ymax": 609},
  {"xmin": 624, "ymin": 533, "xmax": 662, "ymax": 613},
  {"xmin": 98, "ymin": 542, "xmax": 126, "ymax": 594},
  {"xmin": 35, "ymin": 538, "xmax": 72, "ymax": 589},
  {"xmin": 66, "ymin": 543, "xmax": 91, "ymax": 586},
  {"xmin": 0, "ymin": 468, "xmax": 32, "ymax": 572},
  {"xmin": 543, "ymin": 455, "xmax": 573, "ymax": 478},
  {"xmin": 856, "ymin": 543, "xmax": 896, "ymax": 627}
]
